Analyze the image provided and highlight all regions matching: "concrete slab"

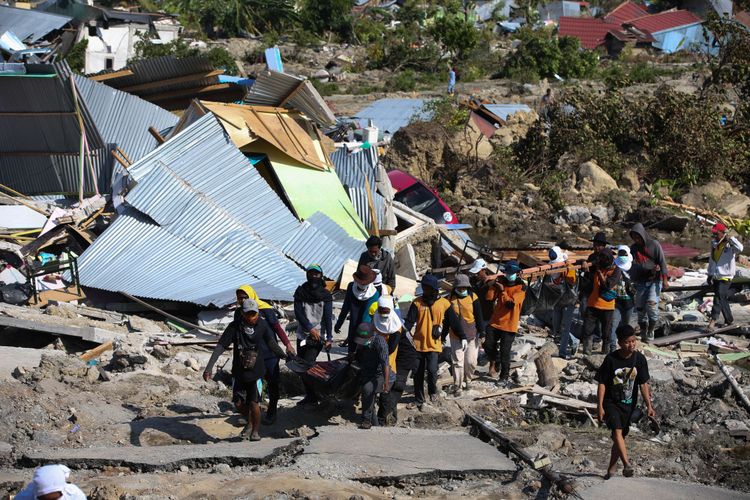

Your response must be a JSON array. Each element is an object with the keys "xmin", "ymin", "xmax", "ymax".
[
  {"xmin": 0, "ymin": 346, "xmax": 64, "ymax": 380},
  {"xmin": 295, "ymin": 426, "xmax": 515, "ymax": 483},
  {"xmin": 580, "ymin": 477, "xmax": 748, "ymax": 500},
  {"xmin": 23, "ymin": 438, "xmax": 301, "ymax": 472},
  {"xmin": 0, "ymin": 316, "xmax": 119, "ymax": 343}
]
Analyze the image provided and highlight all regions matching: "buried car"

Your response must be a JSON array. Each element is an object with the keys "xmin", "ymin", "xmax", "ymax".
[{"xmin": 387, "ymin": 169, "xmax": 458, "ymax": 224}]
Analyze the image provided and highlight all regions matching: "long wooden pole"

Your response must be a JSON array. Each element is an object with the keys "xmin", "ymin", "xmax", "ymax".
[
  {"xmin": 713, "ymin": 351, "xmax": 750, "ymax": 414},
  {"xmin": 119, "ymin": 291, "xmax": 222, "ymax": 336}
]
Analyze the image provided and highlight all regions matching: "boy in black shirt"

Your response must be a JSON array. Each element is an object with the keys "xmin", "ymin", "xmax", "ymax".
[{"xmin": 596, "ymin": 325, "xmax": 655, "ymax": 478}]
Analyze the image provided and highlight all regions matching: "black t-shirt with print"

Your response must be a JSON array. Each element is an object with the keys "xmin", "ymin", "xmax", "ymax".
[{"xmin": 595, "ymin": 351, "xmax": 650, "ymax": 407}]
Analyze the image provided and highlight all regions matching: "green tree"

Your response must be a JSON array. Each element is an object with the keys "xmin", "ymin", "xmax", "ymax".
[
  {"xmin": 430, "ymin": 14, "xmax": 480, "ymax": 58},
  {"xmin": 130, "ymin": 34, "xmax": 240, "ymax": 75},
  {"xmin": 63, "ymin": 39, "xmax": 88, "ymax": 73},
  {"xmin": 502, "ymin": 27, "xmax": 597, "ymax": 80}
]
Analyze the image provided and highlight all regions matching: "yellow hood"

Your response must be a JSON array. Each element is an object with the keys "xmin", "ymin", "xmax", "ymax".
[{"xmin": 236, "ymin": 285, "xmax": 272, "ymax": 310}]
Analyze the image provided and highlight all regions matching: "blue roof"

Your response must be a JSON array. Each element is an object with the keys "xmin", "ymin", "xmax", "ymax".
[
  {"xmin": 354, "ymin": 99, "xmax": 432, "ymax": 135},
  {"xmin": 265, "ymin": 47, "xmax": 283, "ymax": 73},
  {"xmin": 482, "ymin": 103, "xmax": 533, "ymax": 121}
]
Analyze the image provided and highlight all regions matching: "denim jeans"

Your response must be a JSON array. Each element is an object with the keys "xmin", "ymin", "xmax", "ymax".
[
  {"xmin": 553, "ymin": 304, "xmax": 579, "ymax": 358},
  {"xmin": 634, "ymin": 281, "xmax": 661, "ymax": 327},
  {"xmin": 609, "ymin": 300, "xmax": 634, "ymax": 352}
]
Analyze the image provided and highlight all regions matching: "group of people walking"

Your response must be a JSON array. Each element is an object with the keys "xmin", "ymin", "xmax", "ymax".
[{"xmin": 201, "ymin": 223, "xmax": 741, "ymax": 446}]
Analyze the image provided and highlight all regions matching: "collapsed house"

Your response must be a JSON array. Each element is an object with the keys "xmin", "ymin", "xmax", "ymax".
[{"xmin": 0, "ymin": 5, "xmax": 73, "ymax": 64}]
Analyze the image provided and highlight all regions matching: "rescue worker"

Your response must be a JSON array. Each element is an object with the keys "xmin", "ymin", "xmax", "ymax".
[
  {"xmin": 358, "ymin": 235, "xmax": 396, "ymax": 290},
  {"xmin": 582, "ymin": 250, "xmax": 622, "ymax": 354},
  {"xmin": 485, "ymin": 260, "xmax": 526, "ymax": 382},
  {"xmin": 447, "ymin": 274, "xmax": 484, "ymax": 395},
  {"xmin": 335, "ymin": 264, "xmax": 379, "ymax": 354}
]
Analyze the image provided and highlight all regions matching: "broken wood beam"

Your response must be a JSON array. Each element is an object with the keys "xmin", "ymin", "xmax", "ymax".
[
  {"xmin": 713, "ymin": 350, "xmax": 750, "ymax": 414},
  {"xmin": 148, "ymin": 126, "xmax": 166, "ymax": 145},
  {"xmin": 464, "ymin": 413, "xmax": 575, "ymax": 495},
  {"xmin": 473, "ymin": 384, "xmax": 533, "ymax": 401},
  {"xmin": 120, "ymin": 69, "xmax": 224, "ymax": 93},
  {"xmin": 119, "ymin": 291, "xmax": 221, "ymax": 336},
  {"xmin": 651, "ymin": 324, "xmax": 745, "ymax": 347},
  {"xmin": 80, "ymin": 340, "xmax": 114, "ymax": 362},
  {"xmin": 88, "ymin": 69, "xmax": 134, "ymax": 82}
]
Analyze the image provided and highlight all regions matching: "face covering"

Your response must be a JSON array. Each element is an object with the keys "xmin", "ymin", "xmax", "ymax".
[
  {"xmin": 307, "ymin": 277, "xmax": 322, "ymax": 289},
  {"xmin": 506, "ymin": 274, "xmax": 517, "ymax": 282},
  {"xmin": 455, "ymin": 289, "xmax": 468, "ymax": 298},
  {"xmin": 354, "ymin": 282, "xmax": 376, "ymax": 301}
]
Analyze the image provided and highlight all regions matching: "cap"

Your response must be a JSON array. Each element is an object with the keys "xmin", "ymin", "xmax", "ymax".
[
  {"xmin": 353, "ymin": 264, "xmax": 376, "ymax": 284},
  {"xmin": 504, "ymin": 260, "xmax": 521, "ymax": 275},
  {"xmin": 354, "ymin": 322, "xmax": 374, "ymax": 344},
  {"xmin": 242, "ymin": 298, "xmax": 259, "ymax": 314},
  {"xmin": 307, "ymin": 264, "xmax": 323, "ymax": 274},
  {"xmin": 420, "ymin": 273, "xmax": 439, "ymax": 290},
  {"xmin": 468, "ymin": 258, "xmax": 487, "ymax": 274},
  {"xmin": 592, "ymin": 232, "xmax": 608, "ymax": 245},
  {"xmin": 712, "ymin": 223, "xmax": 727, "ymax": 234},
  {"xmin": 453, "ymin": 273, "xmax": 471, "ymax": 289}
]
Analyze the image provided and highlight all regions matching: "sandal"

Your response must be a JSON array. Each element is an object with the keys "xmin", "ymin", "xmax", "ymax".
[{"xmin": 623, "ymin": 465, "xmax": 634, "ymax": 477}]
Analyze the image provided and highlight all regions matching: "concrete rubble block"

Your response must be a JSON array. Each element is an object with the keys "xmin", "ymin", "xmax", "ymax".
[
  {"xmin": 24, "ymin": 438, "xmax": 301, "ymax": 472},
  {"xmin": 0, "ymin": 441, "xmax": 12, "ymax": 461},
  {"xmin": 576, "ymin": 160, "xmax": 618, "ymax": 197},
  {"xmin": 561, "ymin": 382, "xmax": 598, "ymax": 402},
  {"xmin": 127, "ymin": 315, "xmax": 165, "ymax": 333},
  {"xmin": 293, "ymin": 427, "xmax": 515, "ymax": 481},
  {"xmin": 724, "ymin": 419, "xmax": 750, "ymax": 439},
  {"xmin": 647, "ymin": 359, "xmax": 675, "ymax": 383},
  {"xmin": 590, "ymin": 205, "xmax": 610, "ymax": 224},
  {"xmin": 580, "ymin": 476, "xmax": 749, "ymax": 499}
]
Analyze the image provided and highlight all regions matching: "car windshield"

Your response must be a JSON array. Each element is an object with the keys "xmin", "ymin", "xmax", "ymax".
[{"xmin": 394, "ymin": 183, "xmax": 445, "ymax": 222}]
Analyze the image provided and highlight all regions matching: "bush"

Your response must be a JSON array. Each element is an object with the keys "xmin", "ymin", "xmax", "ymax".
[
  {"xmin": 387, "ymin": 70, "xmax": 418, "ymax": 92},
  {"xmin": 64, "ymin": 39, "xmax": 87, "ymax": 73},
  {"xmin": 130, "ymin": 35, "xmax": 239, "ymax": 75},
  {"xmin": 311, "ymin": 79, "xmax": 339, "ymax": 96}
]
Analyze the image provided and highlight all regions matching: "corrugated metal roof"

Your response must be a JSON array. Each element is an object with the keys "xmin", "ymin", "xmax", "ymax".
[
  {"xmin": 346, "ymin": 187, "xmax": 386, "ymax": 233},
  {"xmin": 354, "ymin": 99, "xmax": 431, "ymax": 135},
  {"xmin": 482, "ymin": 104, "xmax": 533, "ymax": 121},
  {"xmin": 72, "ymin": 74, "xmax": 178, "ymax": 162},
  {"xmin": 77, "ymin": 208, "xmax": 292, "ymax": 306},
  {"xmin": 0, "ymin": 147, "xmax": 114, "ymax": 195},
  {"xmin": 282, "ymin": 211, "xmax": 363, "ymax": 279},
  {"xmin": 86, "ymin": 56, "xmax": 220, "ymax": 98},
  {"xmin": 244, "ymin": 70, "xmax": 336, "ymax": 127},
  {"xmin": 0, "ymin": 5, "xmax": 71, "ymax": 43}
]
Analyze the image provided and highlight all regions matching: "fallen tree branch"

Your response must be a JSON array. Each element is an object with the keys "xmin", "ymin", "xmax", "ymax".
[{"xmin": 713, "ymin": 350, "xmax": 750, "ymax": 414}]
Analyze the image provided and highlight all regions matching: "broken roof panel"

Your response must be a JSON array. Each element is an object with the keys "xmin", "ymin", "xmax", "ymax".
[
  {"xmin": 354, "ymin": 99, "xmax": 431, "ymax": 135},
  {"xmin": 265, "ymin": 46, "xmax": 284, "ymax": 72},
  {"xmin": 244, "ymin": 70, "xmax": 336, "ymax": 127},
  {"xmin": 72, "ymin": 74, "xmax": 178, "ymax": 162},
  {"xmin": 604, "ymin": 0, "xmax": 648, "ymax": 23},
  {"xmin": 0, "ymin": 5, "xmax": 72, "ymax": 43},
  {"xmin": 77, "ymin": 208, "xmax": 292, "ymax": 306}
]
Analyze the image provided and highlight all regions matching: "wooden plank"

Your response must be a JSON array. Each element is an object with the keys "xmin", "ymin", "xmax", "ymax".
[
  {"xmin": 89, "ymin": 69, "xmax": 134, "ymax": 82},
  {"xmin": 80, "ymin": 340, "xmax": 114, "ymax": 362},
  {"xmin": 651, "ymin": 324, "xmax": 744, "ymax": 347},
  {"xmin": 146, "ymin": 83, "xmax": 235, "ymax": 102},
  {"xmin": 148, "ymin": 126, "xmax": 166, "ymax": 145},
  {"xmin": 525, "ymin": 385, "xmax": 597, "ymax": 410},
  {"xmin": 120, "ymin": 69, "xmax": 224, "ymax": 92},
  {"xmin": 29, "ymin": 287, "xmax": 86, "ymax": 308},
  {"xmin": 473, "ymin": 385, "xmax": 534, "ymax": 401}
]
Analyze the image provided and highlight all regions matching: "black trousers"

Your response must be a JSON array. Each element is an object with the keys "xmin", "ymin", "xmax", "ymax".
[
  {"xmin": 264, "ymin": 357, "xmax": 280, "ymax": 414},
  {"xmin": 413, "ymin": 351, "xmax": 439, "ymax": 405},
  {"xmin": 386, "ymin": 361, "xmax": 413, "ymax": 419},
  {"xmin": 485, "ymin": 327, "xmax": 514, "ymax": 378},
  {"xmin": 297, "ymin": 338, "xmax": 323, "ymax": 400},
  {"xmin": 361, "ymin": 374, "xmax": 384, "ymax": 425},
  {"xmin": 583, "ymin": 307, "xmax": 613, "ymax": 351},
  {"xmin": 711, "ymin": 279, "xmax": 733, "ymax": 324}
]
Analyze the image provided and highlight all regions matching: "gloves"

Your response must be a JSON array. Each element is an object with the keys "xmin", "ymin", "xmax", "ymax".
[
  {"xmin": 461, "ymin": 339, "xmax": 468, "ymax": 350},
  {"xmin": 504, "ymin": 301, "xmax": 514, "ymax": 308}
]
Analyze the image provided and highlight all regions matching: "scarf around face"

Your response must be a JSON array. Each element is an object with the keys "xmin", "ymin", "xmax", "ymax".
[{"xmin": 294, "ymin": 278, "xmax": 332, "ymax": 303}]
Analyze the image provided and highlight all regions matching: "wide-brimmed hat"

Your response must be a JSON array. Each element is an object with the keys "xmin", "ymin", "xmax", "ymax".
[
  {"xmin": 353, "ymin": 264, "xmax": 376, "ymax": 284},
  {"xmin": 592, "ymin": 232, "xmax": 608, "ymax": 245}
]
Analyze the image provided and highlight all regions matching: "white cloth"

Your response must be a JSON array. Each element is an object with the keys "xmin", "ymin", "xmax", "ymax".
[
  {"xmin": 548, "ymin": 245, "xmax": 567, "ymax": 264},
  {"xmin": 373, "ymin": 296, "xmax": 403, "ymax": 334},
  {"xmin": 15, "ymin": 465, "xmax": 87, "ymax": 500},
  {"xmin": 373, "ymin": 269, "xmax": 383, "ymax": 287},
  {"xmin": 615, "ymin": 245, "xmax": 633, "ymax": 271},
  {"xmin": 469, "ymin": 258, "xmax": 487, "ymax": 274},
  {"xmin": 353, "ymin": 282, "xmax": 377, "ymax": 301}
]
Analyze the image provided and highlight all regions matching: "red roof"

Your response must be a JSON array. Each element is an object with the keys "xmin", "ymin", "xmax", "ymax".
[
  {"xmin": 558, "ymin": 17, "xmax": 618, "ymax": 49},
  {"xmin": 626, "ymin": 10, "xmax": 703, "ymax": 34},
  {"xmin": 605, "ymin": 1, "xmax": 649, "ymax": 24}
]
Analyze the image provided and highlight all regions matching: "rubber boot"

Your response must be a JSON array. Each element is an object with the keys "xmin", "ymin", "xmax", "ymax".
[
  {"xmin": 582, "ymin": 336, "xmax": 593, "ymax": 355},
  {"xmin": 638, "ymin": 322, "xmax": 649, "ymax": 343},
  {"xmin": 646, "ymin": 319, "xmax": 656, "ymax": 342}
]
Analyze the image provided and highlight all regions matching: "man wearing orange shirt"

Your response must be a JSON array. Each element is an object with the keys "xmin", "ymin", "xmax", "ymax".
[
  {"xmin": 485, "ymin": 260, "xmax": 526, "ymax": 382},
  {"xmin": 582, "ymin": 250, "xmax": 622, "ymax": 354}
]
